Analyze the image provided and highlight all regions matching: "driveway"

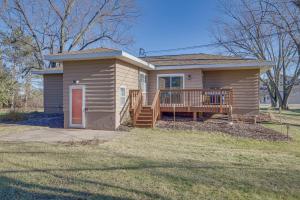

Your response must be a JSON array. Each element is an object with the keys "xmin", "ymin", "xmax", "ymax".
[
  {"xmin": 0, "ymin": 112, "xmax": 124, "ymax": 143},
  {"xmin": 0, "ymin": 127, "xmax": 123, "ymax": 143}
]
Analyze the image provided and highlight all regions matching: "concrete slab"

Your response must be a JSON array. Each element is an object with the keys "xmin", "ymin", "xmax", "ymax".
[{"xmin": 0, "ymin": 128, "xmax": 123, "ymax": 143}]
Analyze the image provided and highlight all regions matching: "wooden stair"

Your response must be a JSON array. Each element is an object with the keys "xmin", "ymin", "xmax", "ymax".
[
  {"xmin": 135, "ymin": 107, "xmax": 153, "ymax": 128},
  {"xmin": 129, "ymin": 90, "xmax": 160, "ymax": 128}
]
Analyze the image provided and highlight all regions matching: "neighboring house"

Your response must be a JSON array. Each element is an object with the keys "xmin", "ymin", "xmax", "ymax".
[
  {"xmin": 33, "ymin": 48, "xmax": 273, "ymax": 130},
  {"xmin": 260, "ymin": 75, "xmax": 300, "ymax": 105}
]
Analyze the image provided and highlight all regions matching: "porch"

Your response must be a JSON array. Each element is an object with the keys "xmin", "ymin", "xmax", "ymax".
[{"xmin": 129, "ymin": 88, "xmax": 233, "ymax": 128}]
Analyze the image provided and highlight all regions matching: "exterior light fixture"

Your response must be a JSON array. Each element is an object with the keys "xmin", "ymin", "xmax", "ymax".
[{"xmin": 73, "ymin": 80, "xmax": 80, "ymax": 84}]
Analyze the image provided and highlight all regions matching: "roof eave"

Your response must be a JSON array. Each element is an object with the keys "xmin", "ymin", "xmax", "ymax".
[
  {"xmin": 44, "ymin": 50, "xmax": 155, "ymax": 70},
  {"xmin": 32, "ymin": 70, "xmax": 63, "ymax": 75},
  {"xmin": 155, "ymin": 61, "xmax": 274, "ymax": 72}
]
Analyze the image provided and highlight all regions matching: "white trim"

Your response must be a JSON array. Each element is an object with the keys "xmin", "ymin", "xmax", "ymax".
[
  {"xmin": 45, "ymin": 50, "xmax": 121, "ymax": 61},
  {"xmin": 157, "ymin": 73, "xmax": 185, "ymax": 90},
  {"xmin": 155, "ymin": 61, "xmax": 274, "ymax": 71},
  {"xmin": 121, "ymin": 51, "xmax": 155, "ymax": 70},
  {"xmin": 119, "ymin": 85, "xmax": 126, "ymax": 108},
  {"xmin": 32, "ymin": 70, "xmax": 63, "ymax": 75},
  {"xmin": 69, "ymin": 85, "xmax": 86, "ymax": 128},
  {"xmin": 139, "ymin": 71, "xmax": 147, "ymax": 76},
  {"xmin": 44, "ymin": 50, "xmax": 155, "ymax": 70}
]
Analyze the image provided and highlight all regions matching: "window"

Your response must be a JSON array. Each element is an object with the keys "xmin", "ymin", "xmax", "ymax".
[
  {"xmin": 157, "ymin": 74, "xmax": 184, "ymax": 89},
  {"xmin": 120, "ymin": 86, "xmax": 126, "ymax": 107},
  {"xmin": 157, "ymin": 74, "xmax": 184, "ymax": 104}
]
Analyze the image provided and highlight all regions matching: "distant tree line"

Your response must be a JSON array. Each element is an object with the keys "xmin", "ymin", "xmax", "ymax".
[
  {"xmin": 215, "ymin": 0, "xmax": 300, "ymax": 109},
  {"xmin": 0, "ymin": 0, "xmax": 136, "ymax": 110}
]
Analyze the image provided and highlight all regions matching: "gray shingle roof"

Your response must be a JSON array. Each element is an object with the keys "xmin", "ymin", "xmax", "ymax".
[{"xmin": 141, "ymin": 53, "xmax": 264, "ymax": 66}]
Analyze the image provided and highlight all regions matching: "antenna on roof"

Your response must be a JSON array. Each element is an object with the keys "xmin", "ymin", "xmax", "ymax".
[{"xmin": 139, "ymin": 48, "xmax": 146, "ymax": 57}]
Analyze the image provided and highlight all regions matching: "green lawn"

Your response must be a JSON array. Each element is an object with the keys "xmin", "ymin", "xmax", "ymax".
[{"xmin": 0, "ymin": 110, "xmax": 299, "ymax": 199}]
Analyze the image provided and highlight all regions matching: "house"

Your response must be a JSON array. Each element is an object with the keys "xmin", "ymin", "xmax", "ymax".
[{"xmin": 33, "ymin": 48, "xmax": 273, "ymax": 130}]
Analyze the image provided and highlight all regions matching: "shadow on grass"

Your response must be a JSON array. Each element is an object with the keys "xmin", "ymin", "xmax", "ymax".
[
  {"xmin": 282, "ymin": 109, "xmax": 300, "ymax": 117},
  {"xmin": 0, "ymin": 176, "xmax": 133, "ymax": 200},
  {"xmin": 0, "ymin": 151, "xmax": 70, "ymax": 154},
  {"xmin": 289, "ymin": 109, "xmax": 300, "ymax": 114},
  {"xmin": 0, "ymin": 112, "xmax": 63, "ymax": 128},
  {"xmin": 1, "ymin": 160, "xmax": 299, "ymax": 199},
  {"xmin": 1, "ymin": 151, "xmax": 300, "ymax": 199}
]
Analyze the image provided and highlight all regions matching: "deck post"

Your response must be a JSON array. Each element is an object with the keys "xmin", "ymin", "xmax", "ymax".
[
  {"xmin": 220, "ymin": 90, "xmax": 223, "ymax": 113},
  {"xmin": 193, "ymin": 112, "xmax": 197, "ymax": 121}
]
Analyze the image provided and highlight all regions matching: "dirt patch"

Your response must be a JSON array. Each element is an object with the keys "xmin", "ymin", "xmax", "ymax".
[
  {"xmin": 58, "ymin": 139, "xmax": 108, "ymax": 146},
  {"xmin": 157, "ymin": 117, "xmax": 290, "ymax": 141},
  {"xmin": 231, "ymin": 113, "xmax": 272, "ymax": 124},
  {"xmin": 117, "ymin": 124, "xmax": 133, "ymax": 132}
]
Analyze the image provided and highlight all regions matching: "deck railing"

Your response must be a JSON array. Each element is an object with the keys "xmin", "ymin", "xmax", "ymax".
[
  {"xmin": 129, "ymin": 90, "xmax": 143, "ymax": 126},
  {"xmin": 151, "ymin": 90, "xmax": 160, "ymax": 127},
  {"xmin": 159, "ymin": 88, "xmax": 233, "ymax": 113}
]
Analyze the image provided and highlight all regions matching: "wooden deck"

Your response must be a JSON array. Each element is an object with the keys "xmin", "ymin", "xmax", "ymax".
[{"xmin": 129, "ymin": 88, "xmax": 233, "ymax": 127}]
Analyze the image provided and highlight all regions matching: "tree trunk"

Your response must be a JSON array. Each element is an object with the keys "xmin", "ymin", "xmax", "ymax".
[
  {"xmin": 24, "ymin": 74, "xmax": 32, "ymax": 111},
  {"xmin": 271, "ymin": 97, "xmax": 277, "ymax": 107},
  {"xmin": 10, "ymin": 63, "xmax": 17, "ymax": 111}
]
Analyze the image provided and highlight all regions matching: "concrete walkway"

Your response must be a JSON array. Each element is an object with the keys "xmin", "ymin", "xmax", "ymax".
[{"xmin": 0, "ymin": 128, "xmax": 122, "ymax": 143}]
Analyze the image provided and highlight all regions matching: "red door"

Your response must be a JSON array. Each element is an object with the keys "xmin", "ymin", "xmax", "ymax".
[{"xmin": 70, "ymin": 86, "xmax": 85, "ymax": 128}]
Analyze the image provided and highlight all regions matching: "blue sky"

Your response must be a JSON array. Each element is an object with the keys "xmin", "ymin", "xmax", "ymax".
[{"xmin": 127, "ymin": 0, "xmax": 220, "ymax": 56}]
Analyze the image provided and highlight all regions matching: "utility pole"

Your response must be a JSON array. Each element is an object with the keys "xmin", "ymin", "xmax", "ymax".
[{"xmin": 139, "ymin": 48, "xmax": 146, "ymax": 57}]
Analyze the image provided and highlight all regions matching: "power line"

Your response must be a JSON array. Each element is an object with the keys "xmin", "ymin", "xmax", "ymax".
[{"xmin": 144, "ymin": 29, "xmax": 299, "ymax": 55}]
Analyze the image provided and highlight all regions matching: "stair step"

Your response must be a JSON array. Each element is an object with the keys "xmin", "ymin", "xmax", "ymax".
[
  {"xmin": 135, "ymin": 124, "xmax": 153, "ymax": 128},
  {"xmin": 139, "ymin": 112, "xmax": 152, "ymax": 115},
  {"xmin": 138, "ymin": 116, "xmax": 152, "ymax": 120},
  {"xmin": 142, "ymin": 106, "xmax": 151, "ymax": 109},
  {"xmin": 132, "ymin": 106, "xmax": 156, "ymax": 128},
  {"xmin": 140, "ymin": 110, "xmax": 152, "ymax": 113},
  {"xmin": 136, "ymin": 120, "xmax": 152, "ymax": 124}
]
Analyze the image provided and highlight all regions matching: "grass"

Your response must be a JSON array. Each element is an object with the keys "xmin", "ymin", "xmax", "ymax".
[
  {"xmin": 261, "ymin": 107, "xmax": 300, "ymax": 126},
  {"xmin": 0, "ymin": 109, "xmax": 299, "ymax": 199}
]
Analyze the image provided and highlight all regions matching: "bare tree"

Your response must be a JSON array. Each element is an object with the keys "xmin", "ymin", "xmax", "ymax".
[
  {"xmin": 293, "ymin": 0, "xmax": 300, "ymax": 9},
  {"xmin": 263, "ymin": 0, "xmax": 300, "ymax": 109},
  {"xmin": 214, "ymin": 0, "xmax": 299, "ymax": 109},
  {"xmin": 0, "ymin": 0, "xmax": 137, "ymax": 70}
]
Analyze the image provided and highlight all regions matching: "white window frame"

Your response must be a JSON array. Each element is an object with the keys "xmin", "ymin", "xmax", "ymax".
[
  {"xmin": 120, "ymin": 85, "xmax": 127, "ymax": 108},
  {"xmin": 156, "ymin": 73, "xmax": 185, "ymax": 90},
  {"xmin": 69, "ymin": 85, "xmax": 86, "ymax": 128}
]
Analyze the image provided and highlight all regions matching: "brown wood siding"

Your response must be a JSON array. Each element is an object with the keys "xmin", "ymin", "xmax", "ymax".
[
  {"xmin": 43, "ymin": 74, "xmax": 63, "ymax": 113},
  {"xmin": 148, "ymin": 69, "xmax": 203, "ymax": 102},
  {"xmin": 63, "ymin": 59, "xmax": 116, "ymax": 130},
  {"xmin": 115, "ymin": 60, "xmax": 145, "ymax": 126},
  {"xmin": 203, "ymin": 69, "xmax": 260, "ymax": 115}
]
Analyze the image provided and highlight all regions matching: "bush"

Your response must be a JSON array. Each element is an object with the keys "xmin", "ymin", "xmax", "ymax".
[{"xmin": 0, "ymin": 111, "xmax": 28, "ymax": 122}]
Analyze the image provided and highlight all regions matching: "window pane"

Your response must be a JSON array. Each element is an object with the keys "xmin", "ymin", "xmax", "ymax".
[
  {"xmin": 171, "ymin": 76, "xmax": 183, "ymax": 89},
  {"xmin": 159, "ymin": 77, "xmax": 170, "ymax": 89},
  {"xmin": 120, "ymin": 87, "xmax": 126, "ymax": 107},
  {"xmin": 120, "ymin": 88, "xmax": 125, "ymax": 96}
]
